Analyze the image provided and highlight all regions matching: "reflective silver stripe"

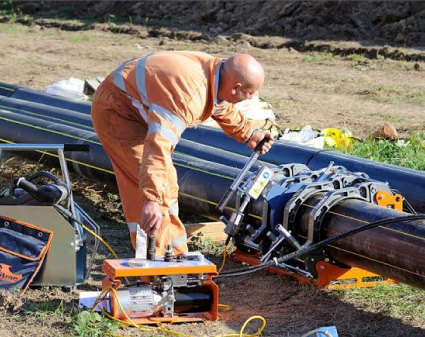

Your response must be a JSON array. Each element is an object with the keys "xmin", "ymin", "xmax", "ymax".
[
  {"xmin": 150, "ymin": 103, "xmax": 186, "ymax": 135},
  {"xmin": 171, "ymin": 235, "xmax": 187, "ymax": 247},
  {"xmin": 169, "ymin": 202, "xmax": 179, "ymax": 216},
  {"xmin": 148, "ymin": 123, "xmax": 179, "ymax": 147},
  {"xmin": 127, "ymin": 222, "xmax": 139, "ymax": 233},
  {"xmin": 129, "ymin": 96, "xmax": 148, "ymax": 122},
  {"xmin": 113, "ymin": 63, "xmax": 126, "ymax": 91},
  {"xmin": 135, "ymin": 53, "xmax": 151, "ymax": 105}
]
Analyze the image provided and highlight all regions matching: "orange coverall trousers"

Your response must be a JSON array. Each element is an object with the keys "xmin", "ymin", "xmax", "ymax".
[{"xmin": 91, "ymin": 76, "xmax": 188, "ymax": 256}]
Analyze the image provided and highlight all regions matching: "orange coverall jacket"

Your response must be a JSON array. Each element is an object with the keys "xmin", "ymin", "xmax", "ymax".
[{"xmin": 91, "ymin": 51, "xmax": 253, "ymax": 254}]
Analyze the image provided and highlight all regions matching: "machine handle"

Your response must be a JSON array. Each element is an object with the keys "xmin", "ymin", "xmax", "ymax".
[
  {"xmin": 15, "ymin": 178, "xmax": 38, "ymax": 194},
  {"xmin": 254, "ymin": 136, "xmax": 270, "ymax": 153},
  {"xmin": 147, "ymin": 236, "xmax": 156, "ymax": 261},
  {"xmin": 216, "ymin": 136, "xmax": 270, "ymax": 213},
  {"xmin": 217, "ymin": 189, "xmax": 234, "ymax": 212},
  {"xmin": 64, "ymin": 144, "xmax": 90, "ymax": 152}
]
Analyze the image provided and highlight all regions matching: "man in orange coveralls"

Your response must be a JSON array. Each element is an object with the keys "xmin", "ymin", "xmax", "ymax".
[{"xmin": 91, "ymin": 51, "xmax": 274, "ymax": 256}]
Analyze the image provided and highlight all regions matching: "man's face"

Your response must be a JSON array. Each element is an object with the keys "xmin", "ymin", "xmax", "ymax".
[{"xmin": 229, "ymin": 83, "xmax": 258, "ymax": 104}]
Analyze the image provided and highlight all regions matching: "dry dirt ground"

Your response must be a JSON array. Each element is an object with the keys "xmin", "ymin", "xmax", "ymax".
[{"xmin": 0, "ymin": 22, "xmax": 424, "ymax": 337}]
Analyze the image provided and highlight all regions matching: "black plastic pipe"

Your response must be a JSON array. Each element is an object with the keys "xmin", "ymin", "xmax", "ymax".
[
  {"xmin": 182, "ymin": 126, "xmax": 425, "ymax": 213},
  {"xmin": 0, "ymin": 104, "xmax": 424, "ymax": 288},
  {"xmin": 1, "ymin": 82, "xmax": 423, "ymax": 213},
  {"xmin": 0, "ymin": 97, "xmax": 94, "ymax": 131},
  {"xmin": 0, "ymin": 82, "xmax": 92, "ymax": 114},
  {"xmin": 0, "ymin": 82, "xmax": 18, "ymax": 97},
  {"xmin": 177, "ymin": 139, "xmax": 270, "ymax": 172},
  {"xmin": 0, "ymin": 108, "xmax": 113, "ymax": 182},
  {"xmin": 297, "ymin": 196, "xmax": 425, "ymax": 289}
]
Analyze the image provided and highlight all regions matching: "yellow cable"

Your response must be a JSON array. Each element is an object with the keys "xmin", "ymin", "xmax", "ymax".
[
  {"xmin": 218, "ymin": 303, "xmax": 233, "ymax": 311},
  {"xmin": 218, "ymin": 244, "xmax": 227, "ymax": 274},
  {"xmin": 82, "ymin": 224, "xmax": 130, "ymax": 284},
  {"xmin": 238, "ymin": 315, "xmax": 267, "ymax": 337},
  {"xmin": 82, "ymin": 224, "xmax": 119, "ymax": 259}
]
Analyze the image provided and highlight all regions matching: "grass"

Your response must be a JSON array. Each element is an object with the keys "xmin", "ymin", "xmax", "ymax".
[
  {"xmin": 302, "ymin": 51, "xmax": 335, "ymax": 63},
  {"xmin": 345, "ymin": 53, "xmax": 369, "ymax": 63},
  {"xmin": 66, "ymin": 33, "xmax": 96, "ymax": 43},
  {"xmin": 358, "ymin": 84, "xmax": 425, "ymax": 106},
  {"xmin": 343, "ymin": 133, "xmax": 425, "ymax": 171},
  {"xmin": 339, "ymin": 284, "xmax": 425, "ymax": 320},
  {"xmin": 26, "ymin": 57, "xmax": 42, "ymax": 65},
  {"xmin": 0, "ymin": 22, "xmax": 27, "ymax": 34}
]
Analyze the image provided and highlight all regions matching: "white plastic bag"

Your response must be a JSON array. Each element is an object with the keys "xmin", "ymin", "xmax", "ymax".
[
  {"xmin": 44, "ymin": 78, "xmax": 88, "ymax": 101},
  {"xmin": 280, "ymin": 125, "xmax": 324, "ymax": 149}
]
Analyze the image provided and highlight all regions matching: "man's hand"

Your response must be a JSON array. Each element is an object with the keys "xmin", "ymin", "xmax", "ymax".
[
  {"xmin": 246, "ymin": 130, "xmax": 275, "ymax": 155},
  {"xmin": 141, "ymin": 200, "xmax": 162, "ymax": 236}
]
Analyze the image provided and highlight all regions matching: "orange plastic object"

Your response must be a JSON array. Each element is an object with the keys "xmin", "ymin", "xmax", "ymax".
[
  {"xmin": 376, "ymin": 190, "xmax": 403, "ymax": 211},
  {"xmin": 230, "ymin": 249, "xmax": 398, "ymax": 290},
  {"xmin": 102, "ymin": 257, "xmax": 218, "ymax": 324}
]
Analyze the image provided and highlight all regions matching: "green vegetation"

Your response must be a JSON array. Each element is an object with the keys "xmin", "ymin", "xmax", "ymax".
[
  {"xmin": 25, "ymin": 299, "xmax": 68, "ymax": 320},
  {"xmin": 188, "ymin": 232, "xmax": 222, "ymax": 255},
  {"xmin": 358, "ymin": 85, "xmax": 425, "ymax": 105},
  {"xmin": 345, "ymin": 53, "xmax": 368, "ymax": 63},
  {"xmin": 0, "ymin": 22, "xmax": 27, "ymax": 33},
  {"xmin": 72, "ymin": 310, "xmax": 121, "ymax": 337},
  {"xmin": 302, "ymin": 51, "xmax": 335, "ymax": 63},
  {"xmin": 26, "ymin": 56, "xmax": 42, "ymax": 65},
  {"xmin": 344, "ymin": 133, "xmax": 425, "ymax": 171},
  {"xmin": 0, "ymin": 0, "xmax": 29, "ymax": 22},
  {"xmin": 66, "ymin": 32, "xmax": 96, "ymax": 43},
  {"xmin": 339, "ymin": 284, "xmax": 425, "ymax": 320}
]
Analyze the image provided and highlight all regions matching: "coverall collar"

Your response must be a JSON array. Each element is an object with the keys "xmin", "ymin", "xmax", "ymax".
[{"xmin": 214, "ymin": 60, "xmax": 224, "ymax": 106}]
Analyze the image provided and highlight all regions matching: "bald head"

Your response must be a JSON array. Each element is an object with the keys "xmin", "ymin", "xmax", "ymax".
[
  {"xmin": 218, "ymin": 54, "xmax": 265, "ymax": 104},
  {"xmin": 223, "ymin": 54, "xmax": 264, "ymax": 88}
]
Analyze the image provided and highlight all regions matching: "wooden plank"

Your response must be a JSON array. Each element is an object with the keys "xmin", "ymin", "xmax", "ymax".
[
  {"xmin": 83, "ymin": 77, "xmax": 105, "ymax": 95},
  {"xmin": 185, "ymin": 221, "xmax": 226, "ymax": 242}
]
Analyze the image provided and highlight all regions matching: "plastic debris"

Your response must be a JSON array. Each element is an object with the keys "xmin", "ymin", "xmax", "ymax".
[
  {"xmin": 202, "ymin": 93, "xmax": 277, "ymax": 132},
  {"xmin": 302, "ymin": 326, "xmax": 339, "ymax": 337},
  {"xmin": 45, "ymin": 78, "xmax": 88, "ymax": 101},
  {"xmin": 281, "ymin": 125, "xmax": 325, "ymax": 149},
  {"xmin": 322, "ymin": 128, "xmax": 353, "ymax": 149}
]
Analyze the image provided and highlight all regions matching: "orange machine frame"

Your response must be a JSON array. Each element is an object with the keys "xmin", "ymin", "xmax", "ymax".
[
  {"xmin": 231, "ymin": 249, "xmax": 398, "ymax": 289},
  {"xmin": 102, "ymin": 257, "xmax": 218, "ymax": 324}
]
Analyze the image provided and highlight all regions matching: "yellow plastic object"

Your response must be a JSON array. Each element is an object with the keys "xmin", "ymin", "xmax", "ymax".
[{"xmin": 322, "ymin": 128, "xmax": 353, "ymax": 149}]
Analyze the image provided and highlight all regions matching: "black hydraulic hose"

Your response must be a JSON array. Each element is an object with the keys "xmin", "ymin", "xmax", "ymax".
[{"xmin": 216, "ymin": 214, "xmax": 425, "ymax": 278}]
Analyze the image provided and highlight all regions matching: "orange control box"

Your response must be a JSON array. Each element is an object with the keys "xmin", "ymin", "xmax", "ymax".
[{"xmin": 102, "ymin": 253, "xmax": 218, "ymax": 324}]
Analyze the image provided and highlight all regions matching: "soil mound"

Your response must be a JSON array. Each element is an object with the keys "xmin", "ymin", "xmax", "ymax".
[{"xmin": 13, "ymin": 1, "xmax": 425, "ymax": 46}]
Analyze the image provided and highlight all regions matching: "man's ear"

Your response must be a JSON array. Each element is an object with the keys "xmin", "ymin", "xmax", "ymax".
[{"xmin": 232, "ymin": 82, "xmax": 242, "ymax": 95}]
